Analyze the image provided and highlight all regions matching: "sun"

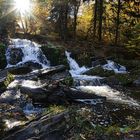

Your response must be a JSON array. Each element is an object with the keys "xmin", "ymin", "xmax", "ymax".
[{"xmin": 14, "ymin": 0, "xmax": 31, "ymax": 14}]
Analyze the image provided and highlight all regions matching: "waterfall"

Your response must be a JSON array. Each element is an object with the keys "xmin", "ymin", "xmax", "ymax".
[
  {"xmin": 6, "ymin": 39, "xmax": 50, "ymax": 68},
  {"xmin": 65, "ymin": 51, "xmax": 103, "ymax": 86},
  {"xmin": 102, "ymin": 60, "xmax": 127, "ymax": 74},
  {"xmin": 65, "ymin": 51, "xmax": 139, "ymax": 107},
  {"xmin": 65, "ymin": 51, "xmax": 88, "ymax": 75}
]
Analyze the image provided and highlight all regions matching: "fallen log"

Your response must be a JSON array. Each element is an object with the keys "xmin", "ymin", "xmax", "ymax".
[
  {"xmin": 20, "ymin": 85, "xmax": 106, "ymax": 105},
  {"xmin": 15, "ymin": 65, "xmax": 66, "ymax": 80},
  {"xmin": 3, "ymin": 112, "xmax": 68, "ymax": 140}
]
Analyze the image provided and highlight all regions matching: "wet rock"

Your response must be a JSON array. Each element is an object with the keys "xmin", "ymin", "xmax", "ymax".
[
  {"xmin": 0, "ymin": 90, "xmax": 21, "ymax": 104},
  {"xmin": 51, "ymin": 70, "xmax": 70, "ymax": 81},
  {"xmin": 6, "ymin": 48, "xmax": 23, "ymax": 65},
  {"xmin": 0, "ymin": 43, "xmax": 7, "ymax": 69},
  {"xmin": 83, "ymin": 66, "xmax": 114, "ymax": 77},
  {"xmin": 3, "ymin": 112, "xmax": 68, "ymax": 140},
  {"xmin": 23, "ymin": 61, "xmax": 42, "ymax": 69},
  {"xmin": 8, "ymin": 66, "xmax": 32, "ymax": 75},
  {"xmin": 0, "ymin": 69, "xmax": 14, "ymax": 93},
  {"xmin": 41, "ymin": 45, "xmax": 67, "ymax": 66},
  {"xmin": 133, "ymin": 77, "xmax": 140, "ymax": 86},
  {"xmin": 20, "ymin": 86, "xmax": 50, "ymax": 103},
  {"xmin": 91, "ymin": 57, "xmax": 106, "ymax": 67},
  {"xmin": 104, "ymin": 76, "xmax": 120, "ymax": 86}
]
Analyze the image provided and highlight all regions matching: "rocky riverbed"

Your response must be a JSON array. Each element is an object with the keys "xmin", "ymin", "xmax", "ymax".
[{"xmin": 0, "ymin": 39, "xmax": 140, "ymax": 140}]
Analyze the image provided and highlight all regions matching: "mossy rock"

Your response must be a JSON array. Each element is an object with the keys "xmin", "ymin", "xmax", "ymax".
[
  {"xmin": 0, "ymin": 43, "xmax": 7, "ymax": 69},
  {"xmin": 4, "ymin": 72, "xmax": 14, "ymax": 87},
  {"xmin": 41, "ymin": 44, "xmax": 68, "ymax": 67},
  {"xmin": 84, "ymin": 66, "xmax": 114, "ymax": 77},
  {"xmin": 61, "ymin": 76, "xmax": 73, "ymax": 86}
]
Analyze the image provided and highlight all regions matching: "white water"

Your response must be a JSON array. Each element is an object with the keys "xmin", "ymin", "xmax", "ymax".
[
  {"xmin": 6, "ymin": 39, "xmax": 50, "ymax": 68},
  {"xmin": 7, "ymin": 79, "xmax": 45, "ymax": 89},
  {"xmin": 76, "ymin": 86, "xmax": 139, "ymax": 106},
  {"xmin": 65, "ymin": 51, "xmax": 102, "ymax": 85},
  {"xmin": 65, "ymin": 51, "xmax": 139, "ymax": 107},
  {"xmin": 103, "ymin": 60, "xmax": 127, "ymax": 74}
]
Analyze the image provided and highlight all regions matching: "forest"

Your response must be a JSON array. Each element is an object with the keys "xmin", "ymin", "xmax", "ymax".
[{"xmin": 0, "ymin": 0, "xmax": 140, "ymax": 140}]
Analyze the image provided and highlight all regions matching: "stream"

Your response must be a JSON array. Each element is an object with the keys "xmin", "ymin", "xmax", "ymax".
[{"xmin": 0, "ymin": 39, "xmax": 140, "ymax": 138}]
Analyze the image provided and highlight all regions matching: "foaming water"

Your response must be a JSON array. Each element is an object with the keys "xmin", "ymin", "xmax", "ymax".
[
  {"xmin": 103, "ymin": 60, "xmax": 127, "ymax": 74},
  {"xmin": 76, "ymin": 86, "xmax": 140, "ymax": 107},
  {"xmin": 6, "ymin": 39, "xmax": 50, "ymax": 68},
  {"xmin": 65, "ymin": 51, "xmax": 102, "ymax": 84},
  {"xmin": 65, "ymin": 51, "xmax": 88, "ymax": 75},
  {"xmin": 65, "ymin": 51, "xmax": 140, "ymax": 107},
  {"xmin": 7, "ymin": 79, "xmax": 45, "ymax": 89}
]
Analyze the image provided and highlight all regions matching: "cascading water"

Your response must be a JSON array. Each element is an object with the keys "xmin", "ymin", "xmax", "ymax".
[
  {"xmin": 102, "ymin": 60, "xmax": 127, "ymax": 74},
  {"xmin": 6, "ymin": 39, "xmax": 50, "ymax": 68},
  {"xmin": 65, "ymin": 51, "xmax": 103, "ymax": 86},
  {"xmin": 65, "ymin": 51, "xmax": 88, "ymax": 75},
  {"xmin": 65, "ymin": 51, "xmax": 140, "ymax": 107}
]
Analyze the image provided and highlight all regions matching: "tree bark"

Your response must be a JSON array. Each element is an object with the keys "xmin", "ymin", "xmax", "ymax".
[
  {"xmin": 73, "ymin": 0, "xmax": 80, "ymax": 40},
  {"xmin": 115, "ymin": 0, "xmax": 121, "ymax": 45},
  {"xmin": 98, "ymin": 0, "xmax": 103, "ymax": 43},
  {"xmin": 93, "ymin": 0, "xmax": 98, "ymax": 38}
]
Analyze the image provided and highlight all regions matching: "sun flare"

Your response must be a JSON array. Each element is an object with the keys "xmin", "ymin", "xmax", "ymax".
[{"xmin": 14, "ymin": 0, "xmax": 31, "ymax": 14}]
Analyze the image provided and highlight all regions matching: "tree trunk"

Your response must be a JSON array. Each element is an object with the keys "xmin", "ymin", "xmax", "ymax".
[
  {"xmin": 98, "ymin": 0, "xmax": 103, "ymax": 43},
  {"xmin": 73, "ymin": 0, "xmax": 80, "ymax": 40},
  {"xmin": 115, "ymin": 0, "xmax": 121, "ymax": 45},
  {"xmin": 93, "ymin": 0, "xmax": 98, "ymax": 38}
]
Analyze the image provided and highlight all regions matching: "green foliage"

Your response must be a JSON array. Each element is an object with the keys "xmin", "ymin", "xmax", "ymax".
[
  {"xmin": 43, "ymin": 105, "xmax": 66, "ymax": 115},
  {"xmin": 124, "ymin": 24, "xmax": 140, "ymax": 57},
  {"xmin": 105, "ymin": 125, "xmax": 120, "ymax": 136},
  {"xmin": 4, "ymin": 72, "xmax": 14, "ymax": 87},
  {"xmin": 0, "ymin": 44, "xmax": 7, "ymax": 69}
]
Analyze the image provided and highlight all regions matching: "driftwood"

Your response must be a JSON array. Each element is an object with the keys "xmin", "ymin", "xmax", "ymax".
[{"xmin": 3, "ymin": 112, "xmax": 68, "ymax": 140}]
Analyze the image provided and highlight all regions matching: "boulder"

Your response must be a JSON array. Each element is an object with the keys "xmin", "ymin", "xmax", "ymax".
[
  {"xmin": 133, "ymin": 77, "xmax": 140, "ymax": 86},
  {"xmin": 0, "ymin": 89, "xmax": 21, "ymax": 104},
  {"xmin": 83, "ymin": 66, "xmax": 114, "ymax": 77},
  {"xmin": 23, "ymin": 61, "xmax": 42, "ymax": 69},
  {"xmin": 91, "ymin": 57, "xmax": 107, "ymax": 67},
  {"xmin": 3, "ymin": 112, "xmax": 67, "ymax": 140},
  {"xmin": 8, "ymin": 66, "xmax": 32, "ymax": 75},
  {"xmin": 6, "ymin": 48, "xmax": 23, "ymax": 65}
]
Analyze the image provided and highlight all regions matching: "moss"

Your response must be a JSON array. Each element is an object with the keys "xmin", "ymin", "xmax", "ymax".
[
  {"xmin": 61, "ymin": 76, "xmax": 73, "ymax": 86},
  {"xmin": 43, "ymin": 105, "xmax": 66, "ymax": 115},
  {"xmin": 4, "ymin": 73, "xmax": 14, "ymax": 87},
  {"xmin": 85, "ymin": 66, "xmax": 114, "ymax": 77},
  {"xmin": 41, "ymin": 43, "xmax": 68, "ymax": 67},
  {"xmin": 0, "ymin": 43, "xmax": 7, "ymax": 69}
]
